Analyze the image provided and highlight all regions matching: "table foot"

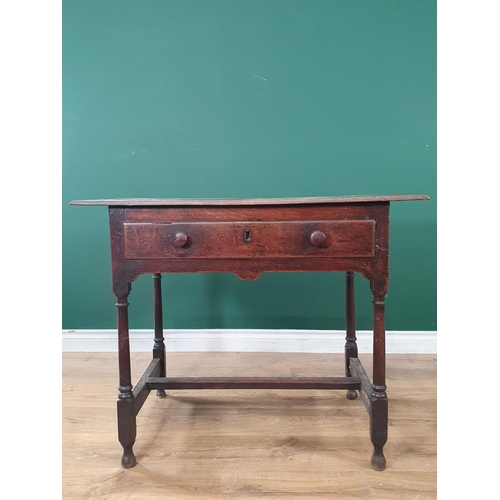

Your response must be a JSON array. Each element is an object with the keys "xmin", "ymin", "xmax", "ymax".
[
  {"xmin": 117, "ymin": 394, "xmax": 137, "ymax": 469},
  {"xmin": 370, "ymin": 445, "xmax": 386, "ymax": 471},
  {"xmin": 121, "ymin": 446, "xmax": 137, "ymax": 469},
  {"xmin": 156, "ymin": 389, "xmax": 167, "ymax": 398},
  {"xmin": 346, "ymin": 389, "xmax": 358, "ymax": 400}
]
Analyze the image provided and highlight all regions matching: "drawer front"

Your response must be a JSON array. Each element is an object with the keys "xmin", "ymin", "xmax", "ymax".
[{"xmin": 123, "ymin": 220, "xmax": 375, "ymax": 260}]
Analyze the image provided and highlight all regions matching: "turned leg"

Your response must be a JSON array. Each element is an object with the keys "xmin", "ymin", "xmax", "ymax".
[
  {"xmin": 345, "ymin": 271, "xmax": 358, "ymax": 400},
  {"xmin": 370, "ymin": 286, "xmax": 388, "ymax": 471},
  {"xmin": 153, "ymin": 273, "xmax": 167, "ymax": 398},
  {"xmin": 115, "ymin": 287, "xmax": 137, "ymax": 469}
]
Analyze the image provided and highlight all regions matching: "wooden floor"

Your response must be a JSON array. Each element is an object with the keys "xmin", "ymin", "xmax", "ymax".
[{"xmin": 62, "ymin": 352, "xmax": 436, "ymax": 499}]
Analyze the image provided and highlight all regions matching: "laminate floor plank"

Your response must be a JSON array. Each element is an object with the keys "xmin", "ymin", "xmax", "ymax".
[{"xmin": 63, "ymin": 352, "xmax": 436, "ymax": 499}]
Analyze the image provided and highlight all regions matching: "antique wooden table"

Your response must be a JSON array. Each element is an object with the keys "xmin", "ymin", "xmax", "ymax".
[{"xmin": 70, "ymin": 195, "xmax": 429, "ymax": 470}]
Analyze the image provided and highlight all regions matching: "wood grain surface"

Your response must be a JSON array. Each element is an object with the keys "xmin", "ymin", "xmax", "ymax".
[
  {"xmin": 69, "ymin": 194, "xmax": 430, "ymax": 207},
  {"xmin": 63, "ymin": 352, "xmax": 436, "ymax": 499},
  {"xmin": 122, "ymin": 220, "xmax": 376, "ymax": 260}
]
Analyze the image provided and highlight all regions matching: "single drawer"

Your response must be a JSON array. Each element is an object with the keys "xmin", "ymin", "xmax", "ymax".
[{"xmin": 123, "ymin": 220, "xmax": 375, "ymax": 260}]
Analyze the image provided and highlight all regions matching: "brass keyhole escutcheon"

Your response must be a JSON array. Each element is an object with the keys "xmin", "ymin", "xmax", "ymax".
[{"xmin": 244, "ymin": 229, "xmax": 252, "ymax": 243}]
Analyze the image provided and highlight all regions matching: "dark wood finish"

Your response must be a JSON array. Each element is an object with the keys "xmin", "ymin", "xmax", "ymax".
[
  {"xmin": 132, "ymin": 358, "xmax": 162, "ymax": 414},
  {"xmin": 349, "ymin": 357, "xmax": 372, "ymax": 412},
  {"xmin": 152, "ymin": 273, "xmax": 167, "ymax": 398},
  {"xmin": 114, "ymin": 291, "xmax": 136, "ymax": 469},
  {"xmin": 309, "ymin": 230, "xmax": 327, "ymax": 247},
  {"xmin": 124, "ymin": 204, "xmax": 387, "ymax": 222},
  {"xmin": 71, "ymin": 195, "xmax": 428, "ymax": 472},
  {"xmin": 146, "ymin": 376, "xmax": 361, "ymax": 391},
  {"xmin": 370, "ymin": 292, "xmax": 388, "ymax": 471},
  {"xmin": 172, "ymin": 232, "xmax": 188, "ymax": 247},
  {"xmin": 113, "ymin": 203, "xmax": 389, "ymax": 282},
  {"xmin": 345, "ymin": 271, "xmax": 358, "ymax": 400},
  {"xmin": 123, "ymin": 220, "xmax": 376, "ymax": 260}
]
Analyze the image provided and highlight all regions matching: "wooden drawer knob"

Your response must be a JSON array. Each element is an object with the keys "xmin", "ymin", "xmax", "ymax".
[
  {"xmin": 310, "ymin": 230, "xmax": 326, "ymax": 247},
  {"xmin": 173, "ymin": 232, "xmax": 188, "ymax": 247}
]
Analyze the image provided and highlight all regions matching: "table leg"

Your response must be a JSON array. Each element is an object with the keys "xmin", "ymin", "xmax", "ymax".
[
  {"xmin": 370, "ymin": 285, "xmax": 388, "ymax": 471},
  {"xmin": 345, "ymin": 271, "xmax": 358, "ymax": 400},
  {"xmin": 152, "ymin": 273, "xmax": 167, "ymax": 398},
  {"xmin": 115, "ymin": 287, "xmax": 137, "ymax": 469}
]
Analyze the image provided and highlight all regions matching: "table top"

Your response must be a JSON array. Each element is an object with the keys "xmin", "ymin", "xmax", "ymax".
[{"xmin": 70, "ymin": 195, "xmax": 429, "ymax": 207}]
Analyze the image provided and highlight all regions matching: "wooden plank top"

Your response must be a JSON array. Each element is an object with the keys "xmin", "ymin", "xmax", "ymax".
[{"xmin": 70, "ymin": 195, "xmax": 429, "ymax": 207}]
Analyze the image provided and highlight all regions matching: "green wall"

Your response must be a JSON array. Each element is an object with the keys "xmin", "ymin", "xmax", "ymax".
[{"xmin": 63, "ymin": 0, "xmax": 436, "ymax": 331}]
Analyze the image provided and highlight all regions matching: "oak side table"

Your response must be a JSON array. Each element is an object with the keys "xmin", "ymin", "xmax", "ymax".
[{"xmin": 70, "ymin": 195, "xmax": 429, "ymax": 470}]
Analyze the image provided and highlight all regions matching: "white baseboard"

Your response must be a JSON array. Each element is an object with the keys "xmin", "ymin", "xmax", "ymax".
[{"xmin": 62, "ymin": 329, "xmax": 436, "ymax": 354}]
